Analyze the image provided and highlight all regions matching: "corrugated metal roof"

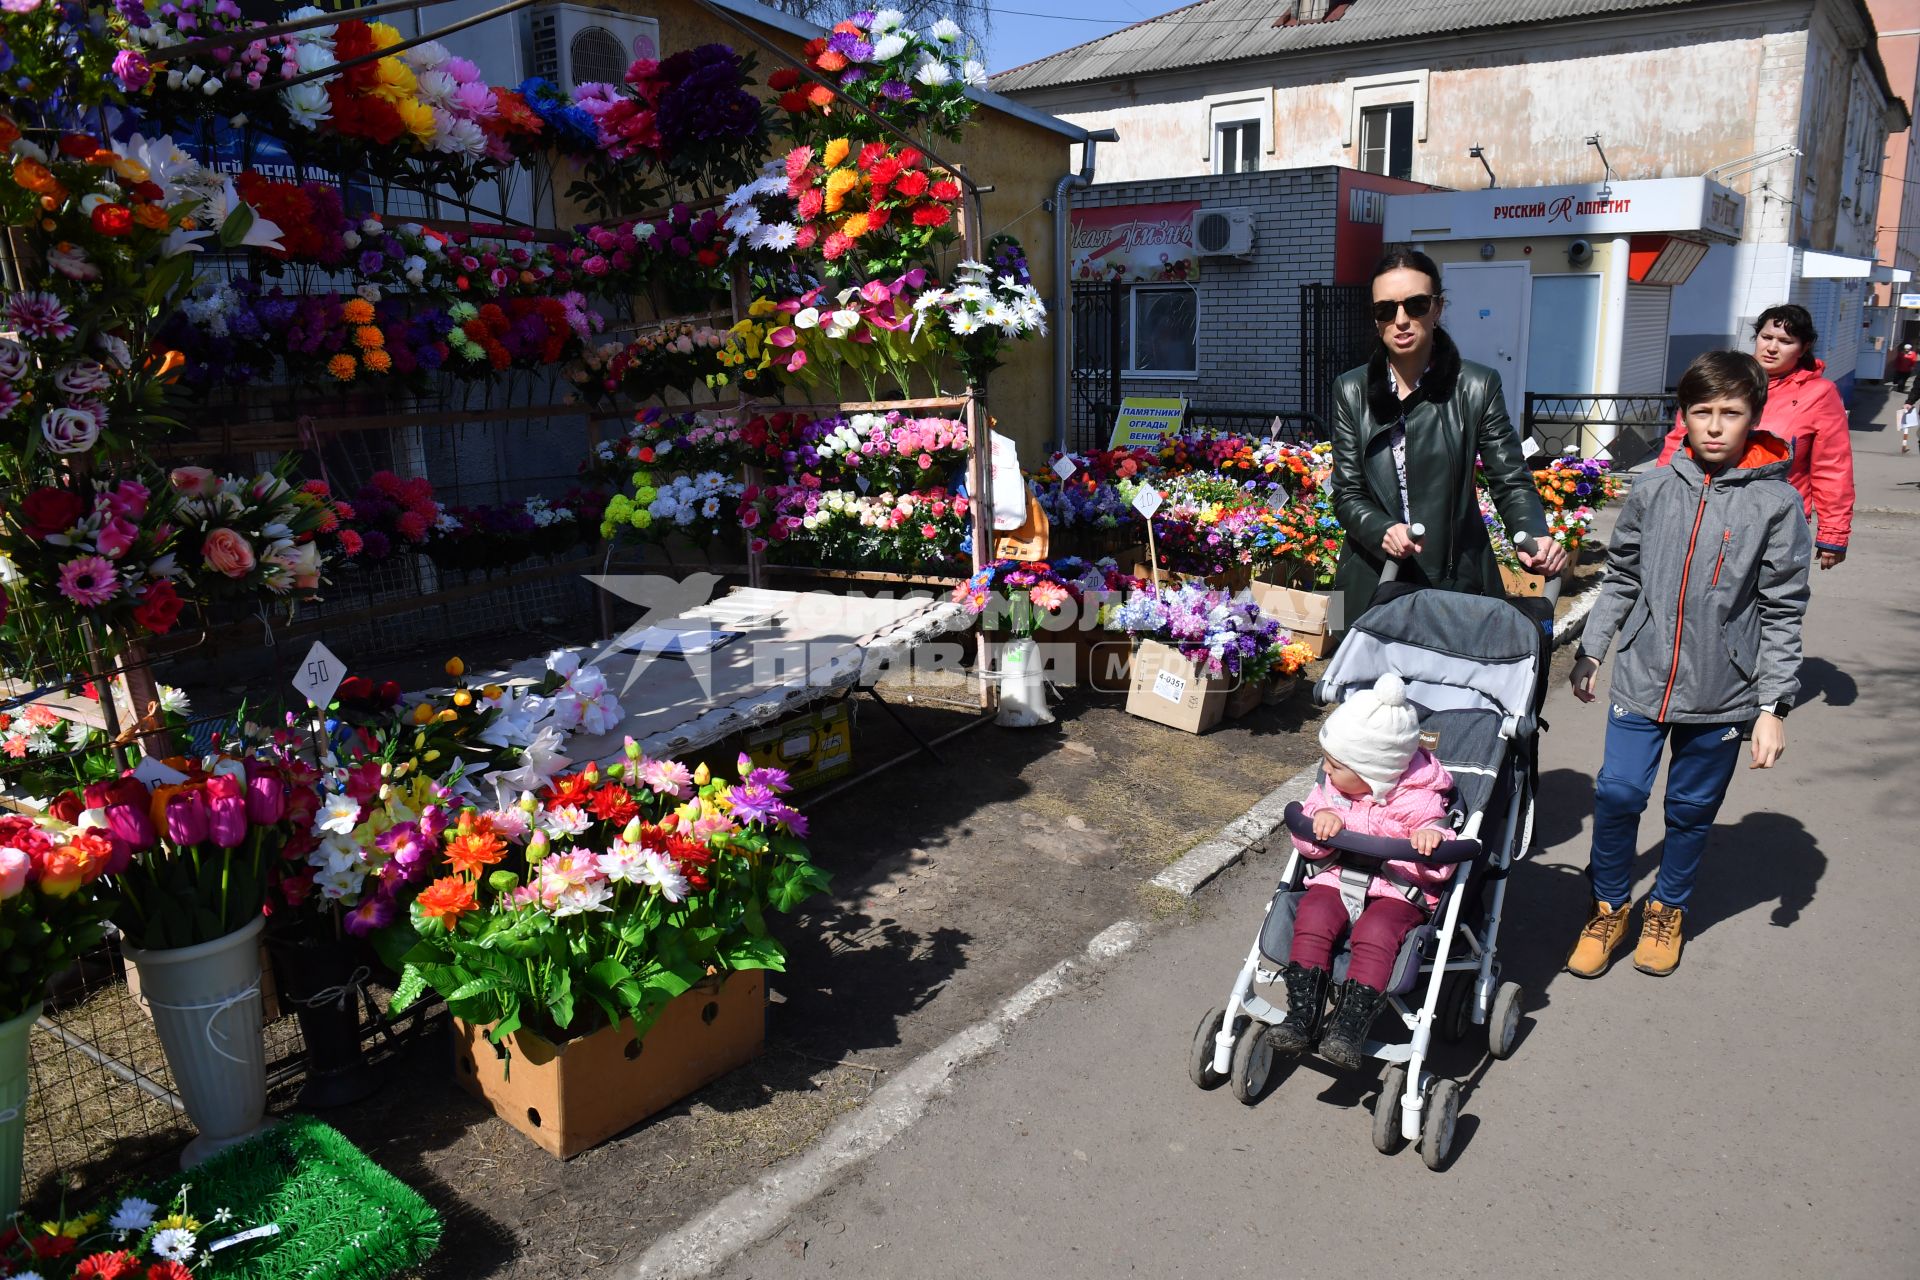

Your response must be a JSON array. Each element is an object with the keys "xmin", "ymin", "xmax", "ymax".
[{"xmin": 991, "ymin": 0, "xmax": 1706, "ymax": 93}]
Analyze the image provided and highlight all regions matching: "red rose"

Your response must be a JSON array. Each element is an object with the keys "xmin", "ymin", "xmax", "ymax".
[
  {"xmin": 91, "ymin": 204, "xmax": 133, "ymax": 237},
  {"xmin": 377, "ymin": 679, "xmax": 403, "ymax": 706},
  {"xmin": 19, "ymin": 487, "xmax": 87, "ymax": 539},
  {"xmin": 132, "ymin": 581, "xmax": 182, "ymax": 635},
  {"xmin": 337, "ymin": 675, "xmax": 374, "ymax": 703},
  {"xmin": 47, "ymin": 790, "xmax": 83, "ymax": 823},
  {"xmin": 57, "ymin": 132, "xmax": 97, "ymax": 157},
  {"xmin": 778, "ymin": 90, "xmax": 810, "ymax": 114}
]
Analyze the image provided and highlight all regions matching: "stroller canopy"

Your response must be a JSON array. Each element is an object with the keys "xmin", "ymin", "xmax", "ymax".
[{"xmin": 1322, "ymin": 591, "xmax": 1543, "ymax": 723}]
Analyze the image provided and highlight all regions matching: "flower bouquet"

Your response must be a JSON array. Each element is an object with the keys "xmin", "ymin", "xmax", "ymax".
[
  {"xmin": 751, "ymin": 269, "xmax": 940, "ymax": 399},
  {"xmin": 0, "ymin": 473, "xmax": 186, "ymax": 641},
  {"xmin": 599, "ymin": 322, "xmax": 731, "ymax": 403},
  {"xmin": 951, "ymin": 559, "xmax": 1087, "ymax": 638},
  {"xmin": 775, "ymin": 412, "xmax": 969, "ymax": 490},
  {"xmin": 423, "ymin": 502, "xmax": 536, "ymax": 575},
  {"xmin": 166, "ymin": 464, "xmax": 337, "ymax": 601},
  {"xmin": 777, "ymin": 136, "xmax": 964, "ymax": 278},
  {"xmin": 771, "ymin": 11, "xmax": 982, "ymax": 146},
  {"xmin": 910, "ymin": 253, "xmax": 1048, "ymax": 384},
  {"xmin": 377, "ymin": 748, "xmax": 826, "ymax": 1149},
  {"xmin": 336, "ymin": 470, "xmax": 436, "ymax": 567},
  {"xmin": 1109, "ymin": 583, "xmax": 1284, "ymax": 682},
  {"xmin": 601, "ymin": 469, "xmax": 746, "ymax": 548},
  {"xmin": 597, "ymin": 407, "xmax": 758, "ymax": 480},
  {"xmin": 749, "ymin": 483, "xmax": 970, "ymax": 567},
  {"xmin": 1533, "ymin": 455, "xmax": 1621, "ymax": 514},
  {"xmin": 0, "ymin": 1183, "xmax": 254, "ymax": 1278}
]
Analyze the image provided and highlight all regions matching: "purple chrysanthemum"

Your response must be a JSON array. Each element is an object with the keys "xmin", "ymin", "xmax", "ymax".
[
  {"xmin": 6, "ymin": 291, "xmax": 75, "ymax": 341},
  {"xmin": 57, "ymin": 555, "xmax": 119, "ymax": 607}
]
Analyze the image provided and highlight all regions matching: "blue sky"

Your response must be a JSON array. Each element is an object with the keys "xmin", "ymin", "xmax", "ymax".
[{"xmin": 982, "ymin": 0, "xmax": 1164, "ymax": 75}]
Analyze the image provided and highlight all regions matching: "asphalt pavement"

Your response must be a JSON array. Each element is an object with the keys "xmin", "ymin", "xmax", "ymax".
[{"xmin": 712, "ymin": 393, "xmax": 1919, "ymax": 1280}]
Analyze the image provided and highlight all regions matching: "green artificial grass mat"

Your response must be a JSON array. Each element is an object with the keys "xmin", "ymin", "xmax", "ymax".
[{"xmin": 146, "ymin": 1115, "xmax": 440, "ymax": 1280}]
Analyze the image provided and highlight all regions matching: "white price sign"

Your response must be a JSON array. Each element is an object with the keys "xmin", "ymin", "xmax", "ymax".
[
  {"xmin": 1050, "ymin": 455, "xmax": 1078, "ymax": 480},
  {"xmin": 1520, "ymin": 435, "xmax": 1542, "ymax": 459},
  {"xmin": 130, "ymin": 755, "xmax": 190, "ymax": 787},
  {"xmin": 1131, "ymin": 487, "xmax": 1164, "ymax": 519},
  {"xmin": 856, "ymin": 474, "xmax": 872, "ymax": 493},
  {"xmin": 291, "ymin": 640, "xmax": 347, "ymax": 709}
]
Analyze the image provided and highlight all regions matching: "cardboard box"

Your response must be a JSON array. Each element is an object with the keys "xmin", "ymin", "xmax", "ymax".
[
  {"xmin": 1250, "ymin": 582, "xmax": 1335, "ymax": 656},
  {"xmin": 1223, "ymin": 675, "xmax": 1265, "ymax": 721},
  {"xmin": 453, "ymin": 970, "xmax": 766, "ymax": 1159},
  {"xmin": 742, "ymin": 701, "xmax": 853, "ymax": 791},
  {"xmin": 1125, "ymin": 640, "xmax": 1228, "ymax": 734}
]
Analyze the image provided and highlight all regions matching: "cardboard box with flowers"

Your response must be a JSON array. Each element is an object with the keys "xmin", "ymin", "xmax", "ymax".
[
  {"xmin": 376, "ymin": 745, "xmax": 828, "ymax": 1158},
  {"xmin": 1110, "ymin": 584, "xmax": 1287, "ymax": 734}
]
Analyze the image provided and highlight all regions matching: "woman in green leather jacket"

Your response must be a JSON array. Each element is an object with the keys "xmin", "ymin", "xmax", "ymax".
[{"xmin": 1330, "ymin": 249, "xmax": 1566, "ymax": 632}]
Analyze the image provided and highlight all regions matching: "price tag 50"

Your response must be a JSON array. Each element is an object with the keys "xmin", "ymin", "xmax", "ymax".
[{"xmin": 291, "ymin": 640, "xmax": 347, "ymax": 709}]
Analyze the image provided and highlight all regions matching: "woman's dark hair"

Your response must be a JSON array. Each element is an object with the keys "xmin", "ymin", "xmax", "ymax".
[
  {"xmin": 1752, "ymin": 303, "xmax": 1818, "ymax": 369},
  {"xmin": 1677, "ymin": 350, "xmax": 1769, "ymax": 416},
  {"xmin": 1371, "ymin": 247, "xmax": 1444, "ymax": 298}
]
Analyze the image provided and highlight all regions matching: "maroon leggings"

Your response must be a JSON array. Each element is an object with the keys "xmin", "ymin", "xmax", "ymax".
[{"xmin": 1290, "ymin": 885, "xmax": 1426, "ymax": 991}]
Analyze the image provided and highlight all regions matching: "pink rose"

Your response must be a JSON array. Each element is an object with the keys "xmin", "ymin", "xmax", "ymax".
[
  {"xmin": 0, "ymin": 846, "xmax": 27, "ymax": 899},
  {"xmin": 170, "ymin": 465, "xmax": 215, "ymax": 497},
  {"xmin": 96, "ymin": 516, "xmax": 138, "ymax": 560},
  {"xmin": 107, "ymin": 480, "xmax": 149, "ymax": 522},
  {"xmin": 202, "ymin": 528, "xmax": 256, "ymax": 578}
]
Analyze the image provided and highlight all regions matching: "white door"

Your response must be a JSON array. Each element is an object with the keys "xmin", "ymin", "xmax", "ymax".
[{"xmin": 1441, "ymin": 261, "xmax": 1531, "ymax": 429}]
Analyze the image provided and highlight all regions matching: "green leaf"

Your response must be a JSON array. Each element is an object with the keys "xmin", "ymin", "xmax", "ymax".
[
  {"xmin": 390, "ymin": 964, "xmax": 427, "ymax": 1013},
  {"xmin": 217, "ymin": 202, "xmax": 255, "ymax": 249},
  {"xmin": 546, "ymin": 967, "xmax": 575, "ymax": 1030},
  {"xmin": 722, "ymin": 936, "xmax": 787, "ymax": 973}
]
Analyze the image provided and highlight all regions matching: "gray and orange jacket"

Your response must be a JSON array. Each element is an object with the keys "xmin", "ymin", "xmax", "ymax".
[{"xmin": 1578, "ymin": 432, "xmax": 1811, "ymax": 724}]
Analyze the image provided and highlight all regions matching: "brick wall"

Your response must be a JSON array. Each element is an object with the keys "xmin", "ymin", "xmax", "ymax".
[{"xmin": 1073, "ymin": 167, "xmax": 1343, "ymax": 419}]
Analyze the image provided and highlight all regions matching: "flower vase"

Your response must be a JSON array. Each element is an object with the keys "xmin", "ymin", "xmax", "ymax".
[
  {"xmin": 0, "ymin": 1001, "xmax": 39, "ymax": 1226},
  {"xmin": 267, "ymin": 930, "xmax": 379, "ymax": 1111},
  {"xmin": 123, "ymin": 915, "xmax": 273, "ymax": 1168},
  {"xmin": 995, "ymin": 636, "xmax": 1054, "ymax": 727}
]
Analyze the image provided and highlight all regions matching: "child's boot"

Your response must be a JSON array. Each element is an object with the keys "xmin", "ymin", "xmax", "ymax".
[
  {"xmin": 1633, "ymin": 899, "xmax": 1685, "ymax": 975},
  {"xmin": 1566, "ymin": 899, "xmax": 1632, "ymax": 977},
  {"xmin": 1318, "ymin": 978, "xmax": 1385, "ymax": 1070},
  {"xmin": 1268, "ymin": 962, "xmax": 1328, "ymax": 1054}
]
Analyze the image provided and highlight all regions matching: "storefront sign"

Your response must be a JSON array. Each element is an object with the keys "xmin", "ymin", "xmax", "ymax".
[
  {"xmin": 1385, "ymin": 177, "xmax": 1745, "ymax": 245},
  {"xmin": 1337, "ymin": 170, "xmax": 1430, "ymax": 284},
  {"xmin": 1900, "ymin": 293, "xmax": 1920, "ymax": 309},
  {"xmin": 1109, "ymin": 397, "xmax": 1187, "ymax": 449},
  {"xmin": 1071, "ymin": 202, "xmax": 1200, "ymax": 283}
]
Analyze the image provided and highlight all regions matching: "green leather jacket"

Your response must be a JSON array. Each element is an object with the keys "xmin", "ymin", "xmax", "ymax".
[{"xmin": 1329, "ymin": 328, "xmax": 1549, "ymax": 632}]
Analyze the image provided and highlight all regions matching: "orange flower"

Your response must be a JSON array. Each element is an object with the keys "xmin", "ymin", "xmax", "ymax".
[
  {"xmin": 12, "ymin": 157, "xmax": 58, "ymax": 195},
  {"xmin": 445, "ymin": 830, "xmax": 507, "ymax": 877},
  {"xmin": 132, "ymin": 204, "xmax": 170, "ymax": 230},
  {"xmin": 417, "ymin": 875, "xmax": 477, "ymax": 930},
  {"xmin": 363, "ymin": 348, "xmax": 393, "ymax": 373},
  {"xmin": 822, "ymin": 137, "xmax": 850, "ymax": 168},
  {"xmin": 824, "ymin": 168, "xmax": 859, "ymax": 214},
  {"xmin": 806, "ymin": 83, "xmax": 835, "ymax": 108},
  {"xmin": 327, "ymin": 353, "xmax": 358, "ymax": 381},
  {"xmin": 341, "ymin": 297, "xmax": 376, "ymax": 325},
  {"xmin": 353, "ymin": 324, "xmax": 385, "ymax": 350},
  {"xmin": 841, "ymin": 212, "xmax": 871, "ymax": 239},
  {"xmin": 0, "ymin": 118, "xmax": 18, "ymax": 150}
]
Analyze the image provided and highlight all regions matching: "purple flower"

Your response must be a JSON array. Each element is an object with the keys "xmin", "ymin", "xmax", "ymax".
[
  {"xmin": 727, "ymin": 782, "xmax": 781, "ymax": 826},
  {"xmin": 358, "ymin": 248, "xmax": 386, "ymax": 275},
  {"xmin": 6, "ymin": 291, "xmax": 75, "ymax": 341},
  {"xmin": 165, "ymin": 791, "xmax": 211, "ymax": 846},
  {"xmin": 880, "ymin": 80, "xmax": 912, "ymax": 101},
  {"xmin": 343, "ymin": 891, "xmax": 396, "ymax": 936},
  {"xmin": 745, "ymin": 765, "xmax": 791, "ymax": 794},
  {"xmin": 376, "ymin": 821, "xmax": 427, "ymax": 872}
]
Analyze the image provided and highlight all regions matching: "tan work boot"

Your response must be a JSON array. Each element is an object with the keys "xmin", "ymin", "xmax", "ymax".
[
  {"xmin": 1634, "ymin": 899, "xmax": 1685, "ymax": 976},
  {"xmin": 1566, "ymin": 899, "xmax": 1631, "ymax": 978}
]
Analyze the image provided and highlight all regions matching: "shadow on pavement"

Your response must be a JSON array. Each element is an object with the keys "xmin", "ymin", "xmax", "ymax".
[
  {"xmin": 1797, "ymin": 657, "xmax": 1858, "ymax": 709},
  {"xmin": 1684, "ymin": 810, "xmax": 1827, "ymax": 935}
]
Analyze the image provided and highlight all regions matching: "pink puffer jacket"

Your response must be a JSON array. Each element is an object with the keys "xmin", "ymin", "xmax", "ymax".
[{"xmin": 1292, "ymin": 749, "xmax": 1456, "ymax": 909}]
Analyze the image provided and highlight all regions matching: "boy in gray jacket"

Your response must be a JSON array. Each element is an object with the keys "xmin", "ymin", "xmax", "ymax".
[{"xmin": 1566, "ymin": 350, "xmax": 1811, "ymax": 978}]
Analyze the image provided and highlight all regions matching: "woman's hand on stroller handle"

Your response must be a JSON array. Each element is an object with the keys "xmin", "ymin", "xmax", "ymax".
[
  {"xmin": 1283, "ymin": 801, "xmax": 1482, "ymax": 865},
  {"xmin": 1382, "ymin": 521, "xmax": 1425, "ymax": 559},
  {"xmin": 1512, "ymin": 529, "xmax": 1568, "ymax": 576},
  {"xmin": 1570, "ymin": 653, "xmax": 1600, "ymax": 703}
]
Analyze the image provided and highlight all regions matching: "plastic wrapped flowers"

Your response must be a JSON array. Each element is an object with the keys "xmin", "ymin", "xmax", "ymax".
[{"xmin": 1110, "ymin": 583, "xmax": 1284, "ymax": 681}]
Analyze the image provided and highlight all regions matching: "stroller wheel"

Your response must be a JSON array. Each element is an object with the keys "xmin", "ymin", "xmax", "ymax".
[
  {"xmin": 1488, "ymin": 981, "xmax": 1524, "ymax": 1060},
  {"xmin": 1372, "ymin": 1064, "xmax": 1409, "ymax": 1155},
  {"xmin": 1188, "ymin": 1006, "xmax": 1230, "ymax": 1090},
  {"xmin": 1420, "ymin": 1078, "xmax": 1461, "ymax": 1171},
  {"xmin": 1229, "ymin": 1022, "xmax": 1274, "ymax": 1105}
]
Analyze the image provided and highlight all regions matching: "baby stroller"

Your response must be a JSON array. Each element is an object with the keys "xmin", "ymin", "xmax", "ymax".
[{"xmin": 1186, "ymin": 552, "xmax": 1556, "ymax": 1171}]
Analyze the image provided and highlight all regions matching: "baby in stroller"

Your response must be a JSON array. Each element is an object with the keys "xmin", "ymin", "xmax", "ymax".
[{"xmin": 1271, "ymin": 673, "xmax": 1455, "ymax": 1068}]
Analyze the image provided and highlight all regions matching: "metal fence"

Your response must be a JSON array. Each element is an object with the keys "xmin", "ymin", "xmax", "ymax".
[
  {"xmin": 1300, "ymin": 283, "xmax": 1373, "ymax": 432},
  {"xmin": 1182, "ymin": 406, "xmax": 1327, "ymax": 443},
  {"xmin": 1522, "ymin": 393, "xmax": 1677, "ymax": 470},
  {"xmin": 1070, "ymin": 279, "xmax": 1125, "ymax": 453}
]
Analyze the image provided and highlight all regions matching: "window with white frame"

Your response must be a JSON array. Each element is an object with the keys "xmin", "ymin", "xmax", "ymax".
[
  {"xmin": 1214, "ymin": 121, "xmax": 1259, "ymax": 175},
  {"xmin": 1125, "ymin": 285, "xmax": 1198, "ymax": 377},
  {"xmin": 1359, "ymin": 103, "xmax": 1414, "ymax": 180}
]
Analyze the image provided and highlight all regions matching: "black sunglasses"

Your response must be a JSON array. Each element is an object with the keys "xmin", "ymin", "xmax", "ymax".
[{"xmin": 1372, "ymin": 294, "xmax": 1436, "ymax": 324}]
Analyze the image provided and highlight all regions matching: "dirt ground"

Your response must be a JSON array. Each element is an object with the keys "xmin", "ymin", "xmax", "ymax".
[{"xmin": 303, "ymin": 683, "xmax": 1330, "ymax": 1280}]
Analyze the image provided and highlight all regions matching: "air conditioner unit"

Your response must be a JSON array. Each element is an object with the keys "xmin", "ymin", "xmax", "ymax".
[
  {"xmin": 1193, "ymin": 206, "xmax": 1255, "ymax": 257},
  {"xmin": 526, "ymin": 3, "xmax": 660, "ymax": 94}
]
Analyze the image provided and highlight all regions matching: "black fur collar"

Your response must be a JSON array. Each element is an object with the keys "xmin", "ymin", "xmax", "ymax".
[{"xmin": 1366, "ymin": 326, "xmax": 1463, "ymax": 427}]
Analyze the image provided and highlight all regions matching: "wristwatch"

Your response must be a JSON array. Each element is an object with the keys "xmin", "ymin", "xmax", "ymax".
[{"xmin": 1763, "ymin": 699, "xmax": 1793, "ymax": 720}]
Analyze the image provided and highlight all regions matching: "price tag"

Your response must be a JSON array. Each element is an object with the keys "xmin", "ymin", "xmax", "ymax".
[
  {"xmin": 855, "ymin": 475, "xmax": 871, "ymax": 493},
  {"xmin": 208, "ymin": 1224, "xmax": 282, "ymax": 1253},
  {"xmin": 1152, "ymin": 670, "xmax": 1187, "ymax": 704},
  {"xmin": 1050, "ymin": 455, "xmax": 1077, "ymax": 480},
  {"xmin": 1131, "ymin": 487, "xmax": 1164, "ymax": 519},
  {"xmin": 131, "ymin": 755, "xmax": 190, "ymax": 787},
  {"xmin": 291, "ymin": 640, "xmax": 347, "ymax": 709},
  {"xmin": 1520, "ymin": 436, "xmax": 1542, "ymax": 459}
]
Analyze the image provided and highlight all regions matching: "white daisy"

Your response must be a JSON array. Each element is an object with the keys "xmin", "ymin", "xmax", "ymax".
[
  {"xmin": 947, "ymin": 310, "xmax": 983, "ymax": 336},
  {"xmin": 872, "ymin": 33, "xmax": 908, "ymax": 61},
  {"xmin": 913, "ymin": 58, "xmax": 952, "ymax": 87},
  {"xmin": 109, "ymin": 1197, "xmax": 157, "ymax": 1234},
  {"xmin": 929, "ymin": 18, "xmax": 962, "ymax": 41},
  {"xmin": 158, "ymin": 685, "xmax": 192, "ymax": 716},
  {"xmin": 151, "ymin": 1227, "xmax": 197, "ymax": 1262},
  {"xmin": 962, "ymin": 59, "xmax": 988, "ymax": 86}
]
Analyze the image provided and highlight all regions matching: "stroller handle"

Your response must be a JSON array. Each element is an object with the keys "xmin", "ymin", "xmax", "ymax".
[
  {"xmin": 1511, "ymin": 531, "xmax": 1564, "ymax": 607},
  {"xmin": 1379, "ymin": 522, "xmax": 1426, "ymax": 585},
  {"xmin": 1282, "ymin": 800, "xmax": 1483, "ymax": 867}
]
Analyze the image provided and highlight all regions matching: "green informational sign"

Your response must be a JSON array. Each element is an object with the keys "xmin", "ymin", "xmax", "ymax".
[{"xmin": 1108, "ymin": 397, "xmax": 1187, "ymax": 450}]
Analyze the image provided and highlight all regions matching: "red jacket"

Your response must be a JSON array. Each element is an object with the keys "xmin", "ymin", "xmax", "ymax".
[{"xmin": 1656, "ymin": 359, "xmax": 1854, "ymax": 550}]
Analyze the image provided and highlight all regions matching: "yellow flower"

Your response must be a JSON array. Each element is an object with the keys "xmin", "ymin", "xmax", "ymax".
[
  {"xmin": 368, "ymin": 21, "xmax": 404, "ymax": 48},
  {"xmin": 824, "ymin": 168, "xmax": 858, "ymax": 213},
  {"xmin": 748, "ymin": 297, "xmax": 778, "ymax": 318},
  {"xmin": 411, "ymin": 703, "xmax": 435, "ymax": 725},
  {"xmin": 841, "ymin": 212, "xmax": 871, "ymax": 238},
  {"xmin": 445, "ymin": 657, "xmax": 465, "ymax": 677},
  {"xmin": 693, "ymin": 761, "xmax": 711, "ymax": 786},
  {"xmin": 395, "ymin": 96, "xmax": 436, "ymax": 144},
  {"xmin": 482, "ymin": 684, "xmax": 503, "ymax": 700},
  {"xmin": 822, "ymin": 137, "xmax": 850, "ymax": 168}
]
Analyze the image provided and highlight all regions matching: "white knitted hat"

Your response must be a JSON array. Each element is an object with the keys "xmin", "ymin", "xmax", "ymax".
[{"xmin": 1318, "ymin": 673, "xmax": 1422, "ymax": 799}]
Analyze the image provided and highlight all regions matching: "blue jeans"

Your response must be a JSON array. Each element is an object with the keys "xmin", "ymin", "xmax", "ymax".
[{"xmin": 1587, "ymin": 707, "xmax": 1745, "ymax": 910}]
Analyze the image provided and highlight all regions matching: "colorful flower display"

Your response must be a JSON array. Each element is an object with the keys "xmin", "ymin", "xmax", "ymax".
[
  {"xmin": 1109, "ymin": 583, "xmax": 1286, "ymax": 681},
  {"xmin": 771, "ymin": 10, "xmax": 982, "ymax": 145}
]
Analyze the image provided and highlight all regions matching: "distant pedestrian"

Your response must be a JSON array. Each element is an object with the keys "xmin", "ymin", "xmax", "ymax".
[
  {"xmin": 1328, "ymin": 248, "xmax": 1564, "ymax": 631},
  {"xmin": 1654, "ymin": 304, "xmax": 1854, "ymax": 570},
  {"xmin": 1568, "ymin": 351, "xmax": 1811, "ymax": 979},
  {"xmin": 1902, "ymin": 398, "xmax": 1918, "ymax": 454},
  {"xmin": 1896, "ymin": 343, "xmax": 1917, "ymax": 393},
  {"xmin": 1270, "ymin": 674, "xmax": 1454, "ymax": 1067}
]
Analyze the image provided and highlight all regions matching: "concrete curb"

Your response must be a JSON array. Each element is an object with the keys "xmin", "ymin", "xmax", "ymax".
[
  {"xmin": 620, "ymin": 920, "xmax": 1149, "ymax": 1280},
  {"xmin": 1553, "ymin": 583, "xmax": 1604, "ymax": 650},
  {"xmin": 1149, "ymin": 761, "xmax": 1321, "ymax": 897}
]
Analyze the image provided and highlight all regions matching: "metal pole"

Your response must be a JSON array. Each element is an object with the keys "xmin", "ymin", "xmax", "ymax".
[{"xmin": 34, "ymin": 1016, "xmax": 188, "ymax": 1113}]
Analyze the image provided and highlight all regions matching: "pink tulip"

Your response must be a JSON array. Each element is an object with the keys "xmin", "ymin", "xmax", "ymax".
[
  {"xmin": 0, "ymin": 846, "xmax": 27, "ymax": 899},
  {"xmin": 165, "ymin": 791, "xmax": 210, "ymax": 845}
]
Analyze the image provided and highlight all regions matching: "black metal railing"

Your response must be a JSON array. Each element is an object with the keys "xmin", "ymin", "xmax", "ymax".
[
  {"xmin": 1300, "ymin": 283, "xmax": 1373, "ymax": 431},
  {"xmin": 1070, "ymin": 279, "xmax": 1125, "ymax": 453},
  {"xmin": 1182, "ymin": 406, "xmax": 1327, "ymax": 443},
  {"xmin": 1522, "ymin": 393, "xmax": 1677, "ymax": 470}
]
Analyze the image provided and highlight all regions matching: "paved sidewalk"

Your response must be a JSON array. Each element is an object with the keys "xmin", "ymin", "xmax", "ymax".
[{"xmin": 712, "ymin": 435, "xmax": 1918, "ymax": 1277}]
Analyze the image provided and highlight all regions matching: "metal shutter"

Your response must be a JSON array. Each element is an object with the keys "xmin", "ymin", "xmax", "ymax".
[{"xmin": 1620, "ymin": 284, "xmax": 1672, "ymax": 393}]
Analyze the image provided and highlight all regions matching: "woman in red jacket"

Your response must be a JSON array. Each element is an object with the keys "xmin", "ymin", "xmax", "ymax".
[{"xmin": 1655, "ymin": 303, "xmax": 1853, "ymax": 569}]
